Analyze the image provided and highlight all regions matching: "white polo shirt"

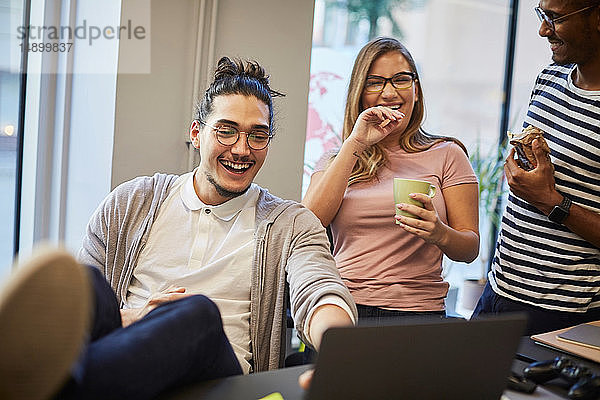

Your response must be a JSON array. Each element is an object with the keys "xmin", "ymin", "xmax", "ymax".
[
  {"xmin": 126, "ymin": 171, "xmax": 257, "ymax": 373},
  {"xmin": 125, "ymin": 170, "xmax": 355, "ymax": 374}
]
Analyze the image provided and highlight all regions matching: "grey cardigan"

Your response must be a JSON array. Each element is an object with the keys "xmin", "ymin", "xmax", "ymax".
[{"xmin": 78, "ymin": 173, "xmax": 357, "ymax": 372}]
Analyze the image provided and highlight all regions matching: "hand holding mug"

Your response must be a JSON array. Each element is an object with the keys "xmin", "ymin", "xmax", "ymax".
[
  {"xmin": 394, "ymin": 178, "xmax": 446, "ymax": 245},
  {"xmin": 393, "ymin": 178, "xmax": 436, "ymax": 220}
]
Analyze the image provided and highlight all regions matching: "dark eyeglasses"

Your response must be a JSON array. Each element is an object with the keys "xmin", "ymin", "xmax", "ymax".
[
  {"xmin": 364, "ymin": 72, "xmax": 417, "ymax": 93},
  {"xmin": 199, "ymin": 120, "xmax": 272, "ymax": 150},
  {"xmin": 534, "ymin": 4, "xmax": 599, "ymax": 31}
]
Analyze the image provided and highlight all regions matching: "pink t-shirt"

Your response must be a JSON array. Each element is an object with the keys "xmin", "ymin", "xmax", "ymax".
[{"xmin": 318, "ymin": 141, "xmax": 477, "ymax": 311}]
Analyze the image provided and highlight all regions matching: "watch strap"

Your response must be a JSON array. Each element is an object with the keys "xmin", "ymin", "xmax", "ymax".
[{"xmin": 548, "ymin": 195, "xmax": 572, "ymax": 224}]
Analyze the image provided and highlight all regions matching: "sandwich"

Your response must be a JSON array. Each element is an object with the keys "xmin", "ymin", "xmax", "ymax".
[{"xmin": 508, "ymin": 125, "xmax": 550, "ymax": 171}]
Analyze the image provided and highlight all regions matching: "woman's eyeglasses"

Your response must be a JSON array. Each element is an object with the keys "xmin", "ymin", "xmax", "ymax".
[{"xmin": 364, "ymin": 72, "xmax": 417, "ymax": 93}]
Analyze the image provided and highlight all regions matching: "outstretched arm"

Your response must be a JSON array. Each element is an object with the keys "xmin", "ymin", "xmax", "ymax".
[
  {"xmin": 307, "ymin": 304, "xmax": 353, "ymax": 350},
  {"xmin": 284, "ymin": 204, "xmax": 357, "ymax": 349},
  {"xmin": 302, "ymin": 106, "xmax": 404, "ymax": 226},
  {"xmin": 298, "ymin": 304, "xmax": 353, "ymax": 391}
]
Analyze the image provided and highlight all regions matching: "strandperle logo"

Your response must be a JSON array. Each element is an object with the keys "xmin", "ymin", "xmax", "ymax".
[
  {"xmin": 16, "ymin": 19, "xmax": 147, "ymax": 46},
  {"xmin": 9, "ymin": 1, "xmax": 151, "ymax": 74}
]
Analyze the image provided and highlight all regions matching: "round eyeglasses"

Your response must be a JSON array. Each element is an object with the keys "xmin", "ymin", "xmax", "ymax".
[
  {"xmin": 199, "ymin": 120, "xmax": 273, "ymax": 150},
  {"xmin": 534, "ymin": 4, "xmax": 599, "ymax": 31},
  {"xmin": 364, "ymin": 72, "xmax": 417, "ymax": 93}
]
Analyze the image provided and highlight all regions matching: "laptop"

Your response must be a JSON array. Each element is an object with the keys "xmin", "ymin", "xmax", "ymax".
[{"xmin": 305, "ymin": 314, "xmax": 527, "ymax": 400}]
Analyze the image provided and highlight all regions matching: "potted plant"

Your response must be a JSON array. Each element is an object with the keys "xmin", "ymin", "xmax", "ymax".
[{"xmin": 460, "ymin": 138, "xmax": 507, "ymax": 311}]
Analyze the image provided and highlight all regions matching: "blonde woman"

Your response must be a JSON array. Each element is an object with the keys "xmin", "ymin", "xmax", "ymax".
[{"xmin": 303, "ymin": 37, "xmax": 480, "ymax": 320}]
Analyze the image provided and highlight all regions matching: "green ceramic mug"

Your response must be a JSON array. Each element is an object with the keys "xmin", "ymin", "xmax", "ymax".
[{"xmin": 393, "ymin": 178, "xmax": 436, "ymax": 221}]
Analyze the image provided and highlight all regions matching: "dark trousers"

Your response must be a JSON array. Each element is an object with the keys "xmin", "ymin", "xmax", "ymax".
[
  {"xmin": 356, "ymin": 304, "xmax": 447, "ymax": 323},
  {"xmin": 472, "ymin": 281, "xmax": 600, "ymax": 335},
  {"xmin": 57, "ymin": 266, "xmax": 242, "ymax": 400}
]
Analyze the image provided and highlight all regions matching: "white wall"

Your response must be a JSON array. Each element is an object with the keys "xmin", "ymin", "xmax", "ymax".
[
  {"xmin": 111, "ymin": 0, "xmax": 197, "ymax": 187},
  {"xmin": 111, "ymin": 0, "xmax": 315, "ymax": 202},
  {"xmin": 212, "ymin": 0, "xmax": 315, "ymax": 201}
]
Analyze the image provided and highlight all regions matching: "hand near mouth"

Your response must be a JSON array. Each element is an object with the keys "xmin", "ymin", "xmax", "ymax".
[{"xmin": 349, "ymin": 105, "xmax": 405, "ymax": 148}]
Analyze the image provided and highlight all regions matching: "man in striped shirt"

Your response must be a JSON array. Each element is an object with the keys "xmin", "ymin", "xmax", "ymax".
[{"xmin": 473, "ymin": 0, "xmax": 600, "ymax": 334}]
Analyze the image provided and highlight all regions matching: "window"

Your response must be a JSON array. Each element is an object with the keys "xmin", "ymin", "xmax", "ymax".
[
  {"xmin": 510, "ymin": 0, "xmax": 553, "ymax": 135},
  {"xmin": 304, "ymin": 0, "xmax": 511, "ymax": 192},
  {"xmin": 0, "ymin": 0, "xmax": 26, "ymax": 276}
]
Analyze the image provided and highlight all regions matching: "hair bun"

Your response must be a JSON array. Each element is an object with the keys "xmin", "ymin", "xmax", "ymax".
[
  {"xmin": 214, "ymin": 56, "xmax": 266, "ymax": 85},
  {"xmin": 213, "ymin": 56, "xmax": 284, "ymax": 97}
]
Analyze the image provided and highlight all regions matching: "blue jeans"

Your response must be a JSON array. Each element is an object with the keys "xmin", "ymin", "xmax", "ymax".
[
  {"xmin": 472, "ymin": 281, "xmax": 600, "ymax": 335},
  {"xmin": 57, "ymin": 267, "xmax": 242, "ymax": 399}
]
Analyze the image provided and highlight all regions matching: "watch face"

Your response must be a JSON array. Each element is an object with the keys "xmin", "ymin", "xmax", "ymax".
[
  {"xmin": 548, "ymin": 197, "xmax": 571, "ymax": 224},
  {"xmin": 548, "ymin": 206, "xmax": 567, "ymax": 223}
]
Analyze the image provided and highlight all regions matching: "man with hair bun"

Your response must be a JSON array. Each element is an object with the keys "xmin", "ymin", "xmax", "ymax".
[{"xmin": 2, "ymin": 56, "xmax": 355, "ymax": 399}]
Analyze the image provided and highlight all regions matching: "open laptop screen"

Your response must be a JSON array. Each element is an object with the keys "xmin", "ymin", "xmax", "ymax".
[{"xmin": 306, "ymin": 314, "xmax": 527, "ymax": 400}]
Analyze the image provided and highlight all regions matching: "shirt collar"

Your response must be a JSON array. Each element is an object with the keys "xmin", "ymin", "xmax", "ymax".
[{"xmin": 180, "ymin": 169, "xmax": 259, "ymax": 221}]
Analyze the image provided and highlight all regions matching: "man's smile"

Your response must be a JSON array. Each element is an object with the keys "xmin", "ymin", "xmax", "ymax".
[
  {"xmin": 219, "ymin": 158, "xmax": 254, "ymax": 174},
  {"xmin": 549, "ymin": 39, "xmax": 563, "ymax": 52}
]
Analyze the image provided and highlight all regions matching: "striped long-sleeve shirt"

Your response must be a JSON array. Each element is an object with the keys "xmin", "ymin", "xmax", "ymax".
[{"xmin": 489, "ymin": 63, "xmax": 600, "ymax": 313}]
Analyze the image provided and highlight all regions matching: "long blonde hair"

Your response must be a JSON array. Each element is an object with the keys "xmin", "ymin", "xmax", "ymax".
[{"xmin": 341, "ymin": 37, "xmax": 467, "ymax": 185}]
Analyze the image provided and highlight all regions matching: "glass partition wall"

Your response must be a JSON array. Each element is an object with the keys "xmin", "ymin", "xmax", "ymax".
[{"xmin": 0, "ymin": 0, "xmax": 27, "ymax": 278}]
